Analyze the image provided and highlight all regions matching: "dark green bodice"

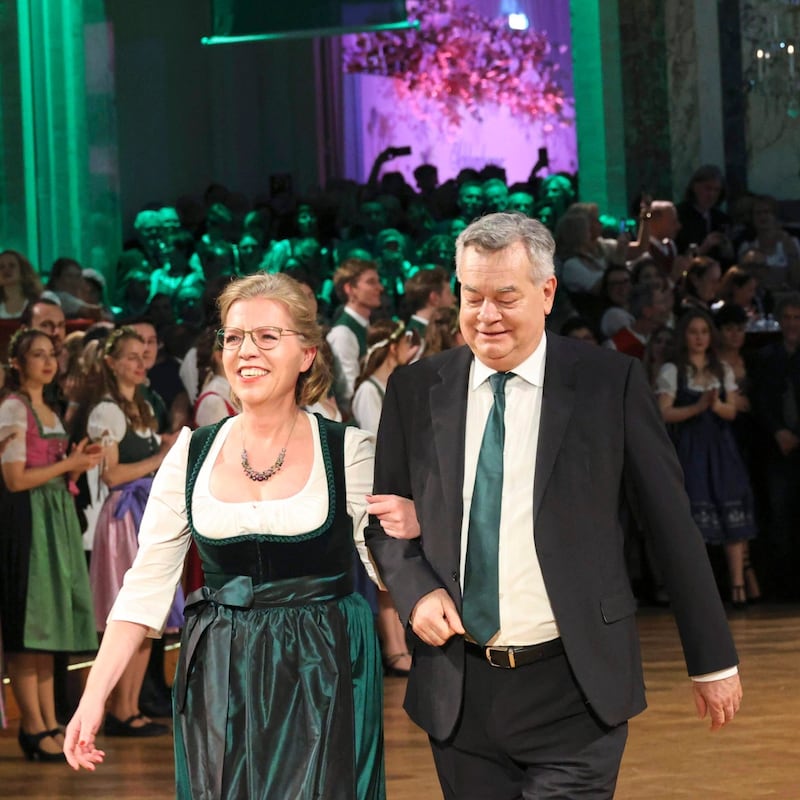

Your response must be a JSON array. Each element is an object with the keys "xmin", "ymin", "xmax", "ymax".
[{"xmin": 185, "ymin": 415, "xmax": 355, "ymax": 589}]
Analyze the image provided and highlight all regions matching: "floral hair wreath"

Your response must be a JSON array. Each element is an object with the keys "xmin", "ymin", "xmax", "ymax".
[
  {"xmin": 6, "ymin": 327, "xmax": 52, "ymax": 367},
  {"xmin": 103, "ymin": 326, "xmax": 138, "ymax": 357},
  {"xmin": 363, "ymin": 320, "xmax": 406, "ymax": 361}
]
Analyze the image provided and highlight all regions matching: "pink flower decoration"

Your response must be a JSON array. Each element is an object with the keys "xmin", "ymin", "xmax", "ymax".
[{"xmin": 342, "ymin": 0, "xmax": 569, "ymax": 128}]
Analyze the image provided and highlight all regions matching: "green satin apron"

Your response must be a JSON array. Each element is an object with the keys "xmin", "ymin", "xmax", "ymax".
[{"xmin": 173, "ymin": 417, "xmax": 385, "ymax": 800}]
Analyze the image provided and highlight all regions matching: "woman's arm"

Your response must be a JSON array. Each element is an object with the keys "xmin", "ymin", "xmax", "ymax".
[
  {"xmin": 657, "ymin": 390, "xmax": 713, "ymax": 423},
  {"xmin": 100, "ymin": 433, "xmax": 177, "ymax": 487},
  {"xmin": 2, "ymin": 441, "xmax": 101, "ymax": 492},
  {"xmin": 63, "ymin": 620, "xmax": 149, "ymax": 770}
]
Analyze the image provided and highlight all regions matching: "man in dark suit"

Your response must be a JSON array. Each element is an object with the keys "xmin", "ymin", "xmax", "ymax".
[{"xmin": 366, "ymin": 213, "xmax": 741, "ymax": 798}]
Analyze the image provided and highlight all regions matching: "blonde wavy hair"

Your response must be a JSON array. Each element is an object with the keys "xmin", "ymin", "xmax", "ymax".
[{"xmin": 217, "ymin": 272, "xmax": 331, "ymax": 407}]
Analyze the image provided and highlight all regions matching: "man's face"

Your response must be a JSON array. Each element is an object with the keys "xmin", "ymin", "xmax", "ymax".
[
  {"xmin": 433, "ymin": 281, "xmax": 456, "ymax": 309},
  {"xmin": 544, "ymin": 178, "xmax": 569, "ymax": 203},
  {"xmin": 458, "ymin": 186, "xmax": 484, "ymax": 220},
  {"xmin": 652, "ymin": 206, "xmax": 680, "ymax": 240},
  {"xmin": 131, "ymin": 322, "xmax": 159, "ymax": 371},
  {"xmin": 160, "ymin": 207, "xmax": 181, "ymax": 231},
  {"xmin": 139, "ymin": 223, "xmax": 163, "ymax": 251},
  {"xmin": 348, "ymin": 269, "xmax": 383, "ymax": 310},
  {"xmin": 458, "ymin": 242, "xmax": 555, "ymax": 372},
  {"xmin": 648, "ymin": 288, "xmax": 673, "ymax": 325},
  {"xmin": 296, "ymin": 206, "xmax": 317, "ymax": 237},
  {"xmin": 535, "ymin": 204, "xmax": 556, "ymax": 230},
  {"xmin": 57, "ymin": 263, "xmax": 84, "ymax": 297},
  {"xmin": 30, "ymin": 303, "xmax": 67, "ymax": 347},
  {"xmin": 693, "ymin": 179, "xmax": 722, "ymax": 211},
  {"xmin": 360, "ymin": 203, "xmax": 387, "ymax": 235},
  {"xmin": 159, "ymin": 207, "xmax": 182, "ymax": 245},
  {"xmin": 508, "ymin": 192, "xmax": 535, "ymax": 217},
  {"xmin": 483, "ymin": 184, "xmax": 509, "ymax": 213},
  {"xmin": 378, "ymin": 233, "xmax": 405, "ymax": 267}
]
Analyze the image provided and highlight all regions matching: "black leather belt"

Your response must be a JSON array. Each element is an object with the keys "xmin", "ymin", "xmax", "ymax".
[{"xmin": 465, "ymin": 638, "xmax": 564, "ymax": 669}]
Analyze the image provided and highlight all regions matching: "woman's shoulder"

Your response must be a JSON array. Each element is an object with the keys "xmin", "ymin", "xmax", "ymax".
[
  {"xmin": 0, "ymin": 394, "xmax": 28, "ymax": 421},
  {"xmin": 87, "ymin": 399, "xmax": 127, "ymax": 441}
]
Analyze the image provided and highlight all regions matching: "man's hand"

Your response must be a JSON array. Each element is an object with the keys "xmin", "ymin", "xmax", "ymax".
[
  {"xmin": 409, "ymin": 588, "xmax": 465, "ymax": 646},
  {"xmin": 692, "ymin": 673, "xmax": 742, "ymax": 731},
  {"xmin": 366, "ymin": 494, "xmax": 420, "ymax": 539}
]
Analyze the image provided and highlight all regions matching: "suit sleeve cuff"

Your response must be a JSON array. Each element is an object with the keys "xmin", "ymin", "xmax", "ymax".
[{"xmin": 691, "ymin": 666, "xmax": 738, "ymax": 682}]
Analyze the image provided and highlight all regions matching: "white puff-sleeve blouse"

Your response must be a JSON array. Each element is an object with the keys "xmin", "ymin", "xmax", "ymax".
[
  {"xmin": 655, "ymin": 362, "xmax": 738, "ymax": 397},
  {"xmin": 87, "ymin": 399, "xmax": 158, "ymax": 444},
  {"xmin": 0, "ymin": 397, "xmax": 66, "ymax": 463},
  {"xmin": 108, "ymin": 412, "xmax": 377, "ymax": 636}
]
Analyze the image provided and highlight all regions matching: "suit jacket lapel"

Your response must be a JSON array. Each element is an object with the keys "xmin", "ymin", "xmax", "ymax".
[
  {"xmin": 534, "ymin": 335, "xmax": 578, "ymax": 519},
  {"xmin": 430, "ymin": 347, "xmax": 472, "ymax": 530}
]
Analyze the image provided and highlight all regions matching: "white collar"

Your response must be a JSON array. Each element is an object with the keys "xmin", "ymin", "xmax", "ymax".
[{"xmin": 471, "ymin": 332, "xmax": 547, "ymax": 390}]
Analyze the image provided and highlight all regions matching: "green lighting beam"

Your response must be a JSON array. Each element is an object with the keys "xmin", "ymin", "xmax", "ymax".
[{"xmin": 201, "ymin": 19, "xmax": 419, "ymax": 46}]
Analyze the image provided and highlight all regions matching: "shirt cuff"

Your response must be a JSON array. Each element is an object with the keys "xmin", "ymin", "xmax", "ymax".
[{"xmin": 690, "ymin": 666, "xmax": 738, "ymax": 682}]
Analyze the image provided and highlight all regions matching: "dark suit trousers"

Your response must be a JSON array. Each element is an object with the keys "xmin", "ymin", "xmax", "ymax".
[{"xmin": 430, "ymin": 646, "xmax": 627, "ymax": 800}]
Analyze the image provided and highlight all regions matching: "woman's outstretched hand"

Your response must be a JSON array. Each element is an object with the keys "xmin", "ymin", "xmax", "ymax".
[{"xmin": 63, "ymin": 698, "xmax": 107, "ymax": 771}]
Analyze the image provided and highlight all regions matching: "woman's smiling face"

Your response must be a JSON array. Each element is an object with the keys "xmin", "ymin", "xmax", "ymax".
[{"xmin": 221, "ymin": 297, "xmax": 316, "ymax": 409}]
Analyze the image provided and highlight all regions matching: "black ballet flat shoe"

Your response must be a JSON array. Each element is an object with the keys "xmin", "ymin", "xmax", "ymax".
[
  {"xmin": 18, "ymin": 729, "xmax": 67, "ymax": 762},
  {"xmin": 383, "ymin": 652, "xmax": 411, "ymax": 678},
  {"xmin": 103, "ymin": 713, "xmax": 169, "ymax": 737}
]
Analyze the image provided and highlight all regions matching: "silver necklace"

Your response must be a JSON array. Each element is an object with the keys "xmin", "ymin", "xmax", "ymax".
[{"xmin": 240, "ymin": 412, "xmax": 299, "ymax": 482}]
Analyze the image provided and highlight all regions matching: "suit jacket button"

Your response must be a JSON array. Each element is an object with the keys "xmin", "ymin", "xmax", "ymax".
[{"xmin": 451, "ymin": 570, "xmax": 459, "ymax": 582}]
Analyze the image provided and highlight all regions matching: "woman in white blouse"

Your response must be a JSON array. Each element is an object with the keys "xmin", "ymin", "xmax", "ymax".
[
  {"xmin": 351, "ymin": 319, "xmax": 419, "ymax": 437},
  {"xmin": 655, "ymin": 308, "xmax": 757, "ymax": 608},
  {"xmin": 65, "ymin": 273, "xmax": 414, "ymax": 799},
  {"xmin": 85, "ymin": 328, "xmax": 178, "ymax": 738},
  {"xmin": 0, "ymin": 329, "xmax": 100, "ymax": 761}
]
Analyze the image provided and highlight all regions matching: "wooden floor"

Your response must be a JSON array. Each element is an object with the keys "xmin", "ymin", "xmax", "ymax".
[{"xmin": 1, "ymin": 604, "xmax": 799, "ymax": 799}]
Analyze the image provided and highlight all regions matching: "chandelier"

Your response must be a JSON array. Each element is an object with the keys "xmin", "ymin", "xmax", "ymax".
[{"xmin": 751, "ymin": 0, "xmax": 800, "ymax": 117}]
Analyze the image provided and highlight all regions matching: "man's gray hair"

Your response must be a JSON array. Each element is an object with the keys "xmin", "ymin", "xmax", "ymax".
[{"xmin": 455, "ymin": 212, "xmax": 555, "ymax": 284}]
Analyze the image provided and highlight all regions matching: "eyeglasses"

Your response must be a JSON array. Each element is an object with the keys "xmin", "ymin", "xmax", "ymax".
[{"xmin": 216, "ymin": 326, "xmax": 302, "ymax": 350}]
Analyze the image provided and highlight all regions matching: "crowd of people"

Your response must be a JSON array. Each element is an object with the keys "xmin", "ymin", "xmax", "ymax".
[{"xmin": 0, "ymin": 154, "xmax": 796, "ymax": 791}]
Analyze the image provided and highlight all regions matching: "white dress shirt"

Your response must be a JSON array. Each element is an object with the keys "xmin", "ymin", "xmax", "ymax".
[
  {"xmin": 460, "ymin": 334, "xmax": 559, "ymax": 646},
  {"xmin": 327, "ymin": 306, "xmax": 369, "ymax": 412}
]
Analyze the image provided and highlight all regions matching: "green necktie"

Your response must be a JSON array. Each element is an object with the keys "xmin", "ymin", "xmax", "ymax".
[{"xmin": 462, "ymin": 371, "xmax": 512, "ymax": 645}]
